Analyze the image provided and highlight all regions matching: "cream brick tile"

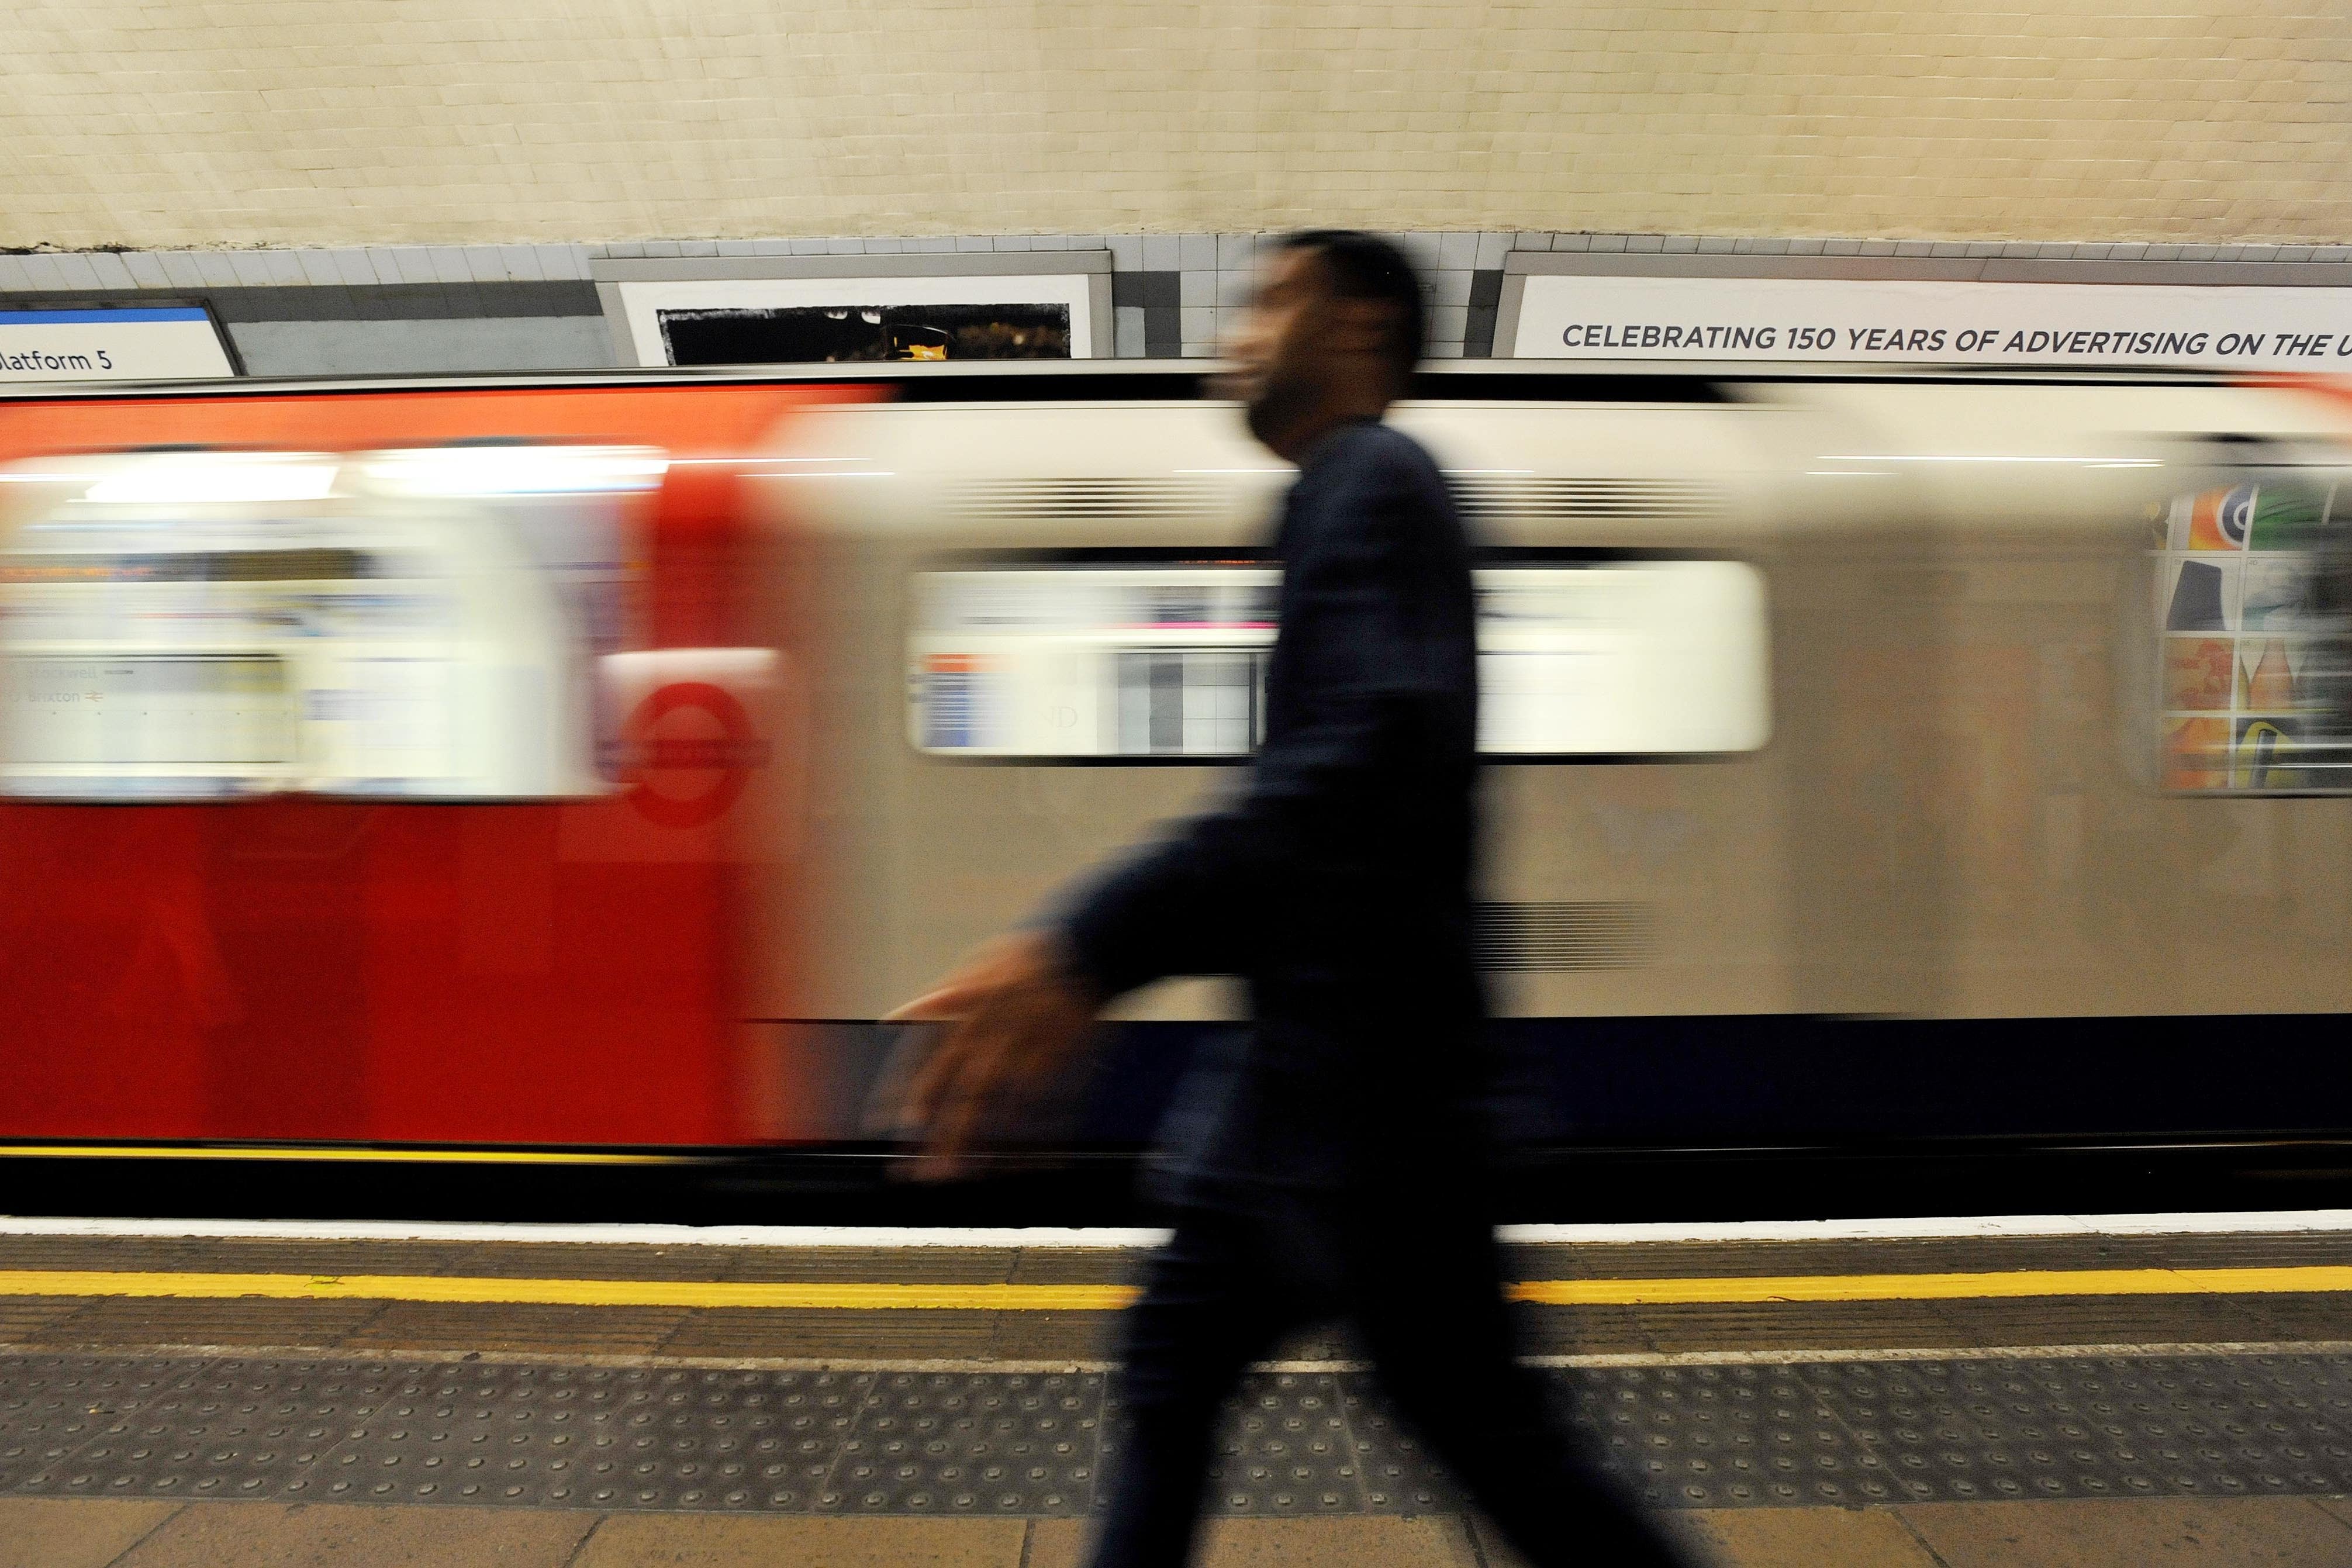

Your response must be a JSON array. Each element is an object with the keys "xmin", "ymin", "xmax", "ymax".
[{"xmin": 5, "ymin": 2, "xmax": 2345, "ymax": 250}]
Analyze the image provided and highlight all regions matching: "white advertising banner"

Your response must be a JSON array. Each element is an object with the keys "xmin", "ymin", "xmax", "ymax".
[
  {"xmin": 1511, "ymin": 274, "xmax": 2352, "ymax": 371},
  {"xmin": 0, "ymin": 307, "xmax": 234, "ymax": 382}
]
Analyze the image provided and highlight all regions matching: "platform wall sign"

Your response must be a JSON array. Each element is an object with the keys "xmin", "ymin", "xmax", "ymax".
[
  {"xmin": 0, "ymin": 306, "xmax": 235, "ymax": 382},
  {"xmin": 1511, "ymin": 275, "xmax": 2352, "ymax": 371}
]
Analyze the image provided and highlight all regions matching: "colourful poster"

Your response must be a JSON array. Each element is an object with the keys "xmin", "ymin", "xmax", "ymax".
[
  {"xmin": 2186, "ymin": 485, "xmax": 2254, "ymax": 551},
  {"xmin": 2233, "ymin": 715, "xmax": 2304, "ymax": 790},
  {"xmin": 2163, "ymin": 638, "xmax": 2233, "ymax": 710}
]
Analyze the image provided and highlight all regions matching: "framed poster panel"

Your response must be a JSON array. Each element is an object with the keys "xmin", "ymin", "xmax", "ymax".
[{"xmin": 599, "ymin": 255, "xmax": 1111, "ymax": 367}]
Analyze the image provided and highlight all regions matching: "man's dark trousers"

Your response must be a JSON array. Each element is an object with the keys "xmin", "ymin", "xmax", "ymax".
[{"xmin": 1085, "ymin": 1177, "xmax": 1689, "ymax": 1567}]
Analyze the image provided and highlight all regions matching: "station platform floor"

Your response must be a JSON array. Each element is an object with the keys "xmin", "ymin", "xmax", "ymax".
[{"xmin": 4, "ymin": 1210, "xmax": 2352, "ymax": 1566}]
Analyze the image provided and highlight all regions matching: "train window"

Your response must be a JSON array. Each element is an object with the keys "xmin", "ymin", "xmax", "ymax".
[
  {"xmin": 907, "ymin": 555, "xmax": 1771, "ymax": 759},
  {"xmin": 1475, "ymin": 561, "xmax": 1770, "ymax": 755},
  {"xmin": 2150, "ymin": 476, "xmax": 2352, "ymax": 793},
  {"xmin": 910, "ymin": 566, "xmax": 1278, "ymax": 758},
  {"xmin": 0, "ymin": 447, "xmax": 654, "ymax": 800}
]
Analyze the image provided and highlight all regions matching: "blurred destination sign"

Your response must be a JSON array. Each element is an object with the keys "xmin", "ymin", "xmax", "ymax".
[
  {"xmin": 1512, "ymin": 275, "xmax": 2352, "ymax": 371},
  {"xmin": 0, "ymin": 306, "xmax": 234, "ymax": 382}
]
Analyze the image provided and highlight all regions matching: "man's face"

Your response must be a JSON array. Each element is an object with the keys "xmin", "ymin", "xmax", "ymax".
[{"xmin": 1220, "ymin": 246, "xmax": 1332, "ymax": 450}]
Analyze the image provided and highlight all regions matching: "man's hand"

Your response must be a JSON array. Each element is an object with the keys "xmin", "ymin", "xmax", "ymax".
[{"xmin": 881, "ymin": 931, "xmax": 1100, "ymax": 1180}]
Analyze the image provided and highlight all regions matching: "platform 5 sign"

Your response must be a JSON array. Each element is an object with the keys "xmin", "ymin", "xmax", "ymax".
[
  {"xmin": 0, "ymin": 306, "xmax": 235, "ymax": 382},
  {"xmin": 1511, "ymin": 275, "xmax": 2352, "ymax": 370}
]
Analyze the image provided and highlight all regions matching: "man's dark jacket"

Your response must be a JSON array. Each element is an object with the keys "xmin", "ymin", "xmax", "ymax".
[{"xmin": 1057, "ymin": 417, "xmax": 1484, "ymax": 1200}]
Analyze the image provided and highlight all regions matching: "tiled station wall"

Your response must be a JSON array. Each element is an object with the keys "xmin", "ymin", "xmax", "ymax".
[
  {"xmin": 6, "ymin": 2, "xmax": 2344, "ymax": 249},
  {"xmin": 13, "ymin": 232, "xmax": 2352, "ymax": 376}
]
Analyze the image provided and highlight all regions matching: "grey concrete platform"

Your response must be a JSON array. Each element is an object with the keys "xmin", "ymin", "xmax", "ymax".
[
  {"xmin": 8, "ymin": 1496, "xmax": 2352, "ymax": 1567},
  {"xmin": 6, "ymin": 1221, "xmax": 2352, "ymax": 1564}
]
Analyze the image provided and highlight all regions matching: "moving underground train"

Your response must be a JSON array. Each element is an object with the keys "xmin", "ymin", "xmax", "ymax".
[{"xmin": 4, "ymin": 362, "xmax": 2351, "ymax": 1211}]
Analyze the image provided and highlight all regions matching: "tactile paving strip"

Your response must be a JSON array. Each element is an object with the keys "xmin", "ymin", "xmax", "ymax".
[{"xmin": 7, "ymin": 1350, "xmax": 2352, "ymax": 1513}]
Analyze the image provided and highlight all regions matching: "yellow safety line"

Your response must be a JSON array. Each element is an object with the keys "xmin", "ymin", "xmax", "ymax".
[
  {"xmin": 0, "ymin": 1146, "xmax": 692, "ymax": 1166},
  {"xmin": 1506, "ymin": 1266, "xmax": 2352, "ymax": 1306},
  {"xmin": 1, "ymin": 1264, "xmax": 2350, "ymax": 1311},
  {"xmin": 0, "ymin": 1272, "xmax": 1136, "ymax": 1311}
]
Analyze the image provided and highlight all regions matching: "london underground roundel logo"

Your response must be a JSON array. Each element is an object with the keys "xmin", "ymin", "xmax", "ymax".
[{"xmin": 619, "ymin": 682, "xmax": 771, "ymax": 828}]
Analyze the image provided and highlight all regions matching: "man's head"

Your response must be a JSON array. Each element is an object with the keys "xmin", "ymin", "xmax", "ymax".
[{"xmin": 1222, "ymin": 230, "xmax": 1426, "ymax": 458}]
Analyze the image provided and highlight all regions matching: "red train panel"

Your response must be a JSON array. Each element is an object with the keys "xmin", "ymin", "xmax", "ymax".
[{"xmin": 0, "ymin": 385, "xmax": 848, "ymax": 1149}]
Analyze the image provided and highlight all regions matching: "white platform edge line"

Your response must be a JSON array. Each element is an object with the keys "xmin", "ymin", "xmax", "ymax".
[
  {"xmin": 2, "ymin": 1210, "xmax": 2351, "ymax": 1249},
  {"xmin": 1, "ymin": 1340, "xmax": 2343, "ymax": 1376}
]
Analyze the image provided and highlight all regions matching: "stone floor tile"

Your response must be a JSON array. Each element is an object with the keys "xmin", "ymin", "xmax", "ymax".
[
  {"xmin": 1898, "ymin": 1497, "xmax": 2352, "ymax": 1567},
  {"xmin": 1029, "ymin": 1515, "xmax": 1479, "ymax": 1567},
  {"xmin": 2310, "ymin": 1494, "xmax": 2352, "ymax": 1529},
  {"xmin": 658, "ymin": 1307, "xmax": 1003, "ymax": 1359},
  {"xmin": 572, "ymin": 1514, "xmax": 1030, "ymax": 1566},
  {"xmin": 31, "ymin": 1298, "xmax": 386, "ymax": 1351},
  {"xmin": 1655, "ymin": 1507, "xmax": 1944, "ymax": 1567},
  {"xmin": 113, "ymin": 1502, "xmax": 598, "ymax": 1567},
  {"xmin": 341, "ymin": 1304, "xmax": 685, "ymax": 1355},
  {"xmin": 0, "ymin": 1498, "xmax": 183, "ymax": 1568}
]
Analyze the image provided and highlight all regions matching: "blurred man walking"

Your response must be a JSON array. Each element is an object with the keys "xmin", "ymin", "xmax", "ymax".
[{"xmin": 890, "ymin": 230, "xmax": 1690, "ymax": 1567}]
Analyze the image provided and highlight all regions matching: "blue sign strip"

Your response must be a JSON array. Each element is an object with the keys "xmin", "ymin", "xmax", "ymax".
[{"xmin": 0, "ymin": 308, "xmax": 211, "ymax": 326}]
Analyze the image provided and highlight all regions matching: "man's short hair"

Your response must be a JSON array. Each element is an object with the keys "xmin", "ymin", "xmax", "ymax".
[{"xmin": 1273, "ymin": 229, "xmax": 1427, "ymax": 384}]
